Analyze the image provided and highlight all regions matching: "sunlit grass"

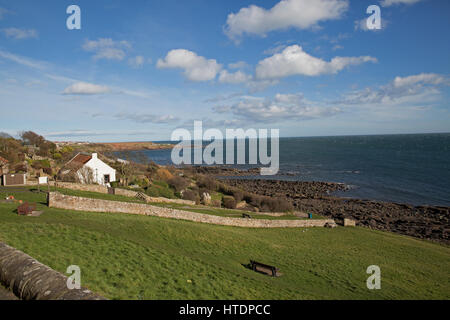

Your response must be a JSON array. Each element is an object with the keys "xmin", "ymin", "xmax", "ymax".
[{"xmin": 0, "ymin": 188, "xmax": 448, "ymax": 300}]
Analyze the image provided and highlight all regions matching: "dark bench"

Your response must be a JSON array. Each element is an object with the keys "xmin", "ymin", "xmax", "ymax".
[
  {"xmin": 250, "ymin": 260, "xmax": 280, "ymax": 277},
  {"xmin": 242, "ymin": 213, "xmax": 252, "ymax": 219},
  {"xmin": 17, "ymin": 202, "xmax": 36, "ymax": 216}
]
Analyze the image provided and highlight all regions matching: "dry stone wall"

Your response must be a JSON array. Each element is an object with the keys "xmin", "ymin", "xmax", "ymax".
[
  {"xmin": 49, "ymin": 182, "xmax": 195, "ymax": 205},
  {"xmin": 54, "ymin": 181, "xmax": 108, "ymax": 193},
  {"xmin": 48, "ymin": 192, "xmax": 336, "ymax": 228},
  {"xmin": 114, "ymin": 188, "xmax": 195, "ymax": 205}
]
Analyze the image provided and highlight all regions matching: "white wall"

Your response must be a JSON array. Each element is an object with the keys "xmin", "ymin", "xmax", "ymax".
[{"xmin": 78, "ymin": 153, "xmax": 116, "ymax": 186}]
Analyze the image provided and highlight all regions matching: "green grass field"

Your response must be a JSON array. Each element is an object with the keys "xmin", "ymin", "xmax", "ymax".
[{"xmin": 0, "ymin": 187, "xmax": 448, "ymax": 300}]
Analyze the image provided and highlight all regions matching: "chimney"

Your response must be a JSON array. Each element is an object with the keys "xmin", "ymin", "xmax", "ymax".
[{"xmin": 92, "ymin": 153, "xmax": 98, "ymax": 159}]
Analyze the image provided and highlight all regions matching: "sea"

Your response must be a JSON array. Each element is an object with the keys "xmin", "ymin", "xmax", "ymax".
[{"xmin": 114, "ymin": 133, "xmax": 450, "ymax": 207}]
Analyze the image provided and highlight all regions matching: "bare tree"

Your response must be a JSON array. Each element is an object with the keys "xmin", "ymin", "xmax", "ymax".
[{"xmin": 77, "ymin": 166, "xmax": 95, "ymax": 184}]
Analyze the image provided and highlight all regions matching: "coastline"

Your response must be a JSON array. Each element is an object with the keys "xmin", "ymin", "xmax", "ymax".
[{"xmin": 189, "ymin": 166, "xmax": 449, "ymax": 244}]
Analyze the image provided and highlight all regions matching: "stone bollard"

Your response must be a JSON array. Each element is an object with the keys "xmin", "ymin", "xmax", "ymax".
[
  {"xmin": 0, "ymin": 242, "xmax": 107, "ymax": 300},
  {"xmin": 344, "ymin": 218, "xmax": 356, "ymax": 227}
]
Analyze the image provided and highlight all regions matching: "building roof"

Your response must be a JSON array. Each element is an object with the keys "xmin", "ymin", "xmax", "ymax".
[
  {"xmin": 0, "ymin": 156, "xmax": 9, "ymax": 165},
  {"xmin": 62, "ymin": 153, "xmax": 92, "ymax": 172}
]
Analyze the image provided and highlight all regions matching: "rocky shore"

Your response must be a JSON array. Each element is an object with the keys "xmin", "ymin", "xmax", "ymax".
[{"xmin": 221, "ymin": 178, "xmax": 449, "ymax": 244}]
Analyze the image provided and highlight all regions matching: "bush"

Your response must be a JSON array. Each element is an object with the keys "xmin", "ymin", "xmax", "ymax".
[
  {"xmin": 155, "ymin": 168, "xmax": 174, "ymax": 181},
  {"xmin": 168, "ymin": 176, "xmax": 189, "ymax": 192},
  {"xmin": 259, "ymin": 197, "xmax": 293, "ymax": 213},
  {"xmin": 232, "ymin": 189, "xmax": 244, "ymax": 203},
  {"xmin": 132, "ymin": 177, "xmax": 150, "ymax": 188},
  {"xmin": 182, "ymin": 189, "xmax": 198, "ymax": 202},
  {"xmin": 197, "ymin": 175, "xmax": 217, "ymax": 191},
  {"xmin": 31, "ymin": 161, "xmax": 42, "ymax": 170},
  {"xmin": 52, "ymin": 152, "xmax": 62, "ymax": 160},
  {"xmin": 211, "ymin": 199, "xmax": 221, "ymax": 208},
  {"xmin": 222, "ymin": 196, "xmax": 237, "ymax": 209},
  {"xmin": 43, "ymin": 167, "xmax": 52, "ymax": 175},
  {"xmin": 14, "ymin": 164, "xmax": 27, "ymax": 173}
]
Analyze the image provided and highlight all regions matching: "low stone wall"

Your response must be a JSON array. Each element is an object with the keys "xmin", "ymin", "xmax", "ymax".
[
  {"xmin": 0, "ymin": 242, "xmax": 106, "ymax": 300},
  {"xmin": 48, "ymin": 192, "xmax": 336, "ymax": 229},
  {"xmin": 54, "ymin": 182, "xmax": 109, "ymax": 194},
  {"xmin": 114, "ymin": 188, "xmax": 138, "ymax": 197}
]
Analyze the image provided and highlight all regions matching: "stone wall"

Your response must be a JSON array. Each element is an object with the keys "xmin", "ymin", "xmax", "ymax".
[
  {"xmin": 0, "ymin": 242, "xmax": 106, "ymax": 300},
  {"xmin": 48, "ymin": 182, "xmax": 196, "ymax": 205},
  {"xmin": 54, "ymin": 181, "xmax": 109, "ymax": 194},
  {"xmin": 48, "ymin": 192, "xmax": 336, "ymax": 228}
]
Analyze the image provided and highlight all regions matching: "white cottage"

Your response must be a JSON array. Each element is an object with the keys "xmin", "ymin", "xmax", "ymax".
[{"xmin": 62, "ymin": 153, "xmax": 116, "ymax": 186}]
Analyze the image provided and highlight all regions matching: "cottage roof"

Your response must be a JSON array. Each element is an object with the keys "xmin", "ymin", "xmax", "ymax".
[
  {"xmin": 0, "ymin": 156, "xmax": 9, "ymax": 165},
  {"xmin": 62, "ymin": 153, "xmax": 92, "ymax": 173}
]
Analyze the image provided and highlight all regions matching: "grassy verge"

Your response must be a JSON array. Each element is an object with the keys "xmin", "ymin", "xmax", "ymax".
[{"xmin": 0, "ymin": 188, "xmax": 449, "ymax": 299}]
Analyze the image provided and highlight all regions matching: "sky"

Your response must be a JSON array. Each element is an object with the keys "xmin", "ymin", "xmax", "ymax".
[{"xmin": 0, "ymin": 0, "xmax": 449, "ymax": 142}]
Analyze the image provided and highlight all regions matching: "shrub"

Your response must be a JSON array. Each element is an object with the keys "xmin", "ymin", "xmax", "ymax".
[
  {"xmin": 182, "ymin": 189, "xmax": 198, "ymax": 202},
  {"xmin": 52, "ymin": 152, "xmax": 62, "ymax": 160},
  {"xmin": 156, "ymin": 167, "xmax": 174, "ymax": 181},
  {"xmin": 259, "ymin": 197, "xmax": 294, "ymax": 213},
  {"xmin": 43, "ymin": 167, "xmax": 53, "ymax": 175},
  {"xmin": 211, "ymin": 199, "xmax": 221, "ymax": 208},
  {"xmin": 232, "ymin": 189, "xmax": 244, "ymax": 203},
  {"xmin": 31, "ymin": 161, "xmax": 42, "ymax": 170},
  {"xmin": 197, "ymin": 175, "xmax": 217, "ymax": 191},
  {"xmin": 222, "ymin": 196, "xmax": 237, "ymax": 209},
  {"xmin": 40, "ymin": 159, "xmax": 51, "ymax": 168},
  {"xmin": 168, "ymin": 176, "xmax": 189, "ymax": 192},
  {"xmin": 132, "ymin": 177, "xmax": 150, "ymax": 188},
  {"xmin": 14, "ymin": 164, "xmax": 27, "ymax": 173}
]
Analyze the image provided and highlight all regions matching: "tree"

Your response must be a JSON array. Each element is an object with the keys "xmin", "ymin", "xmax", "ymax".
[
  {"xmin": 20, "ymin": 131, "xmax": 44, "ymax": 146},
  {"xmin": 76, "ymin": 167, "xmax": 95, "ymax": 184}
]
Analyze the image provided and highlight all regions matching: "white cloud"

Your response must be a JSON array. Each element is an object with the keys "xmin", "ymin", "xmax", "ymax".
[
  {"xmin": 44, "ymin": 129, "xmax": 156, "ymax": 138},
  {"xmin": 128, "ymin": 55, "xmax": 145, "ymax": 68},
  {"xmin": 157, "ymin": 49, "xmax": 222, "ymax": 82},
  {"xmin": 0, "ymin": 7, "xmax": 11, "ymax": 20},
  {"xmin": 228, "ymin": 61, "xmax": 248, "ymax": 69},
  {"xmin": 82, "ymin": 38, "xmax": 131, "ymax": 61},
  {"xmin": 380, "ymin": 0, "xmax": 422, "ymax": 7},
  {"xmin": 393, "ymin": 73, "xmax": 446, "ymax": 88},
  {"xmin": 336, "ymin": 73, "xmax": 448, "ymax": 107},
  {"xmin": 255, "ymin": 45, "xmax": 377, "ymax": 79},
  {"xmin": 63, "ymin": 82, "xmax": 111, "ymax": 95},
  {"xmin": 115, "ymin": 113, "xmax": 179, "ymax": 124},
  {"xmin": 218, "ymin": 70, "xmax": 252, "ymax": 84},
  {"xmin": 0, "ymin": 50, "xmax": 47, "ymax": 69},
  {"xmin": 213, "ymin": 93, "xmax": 341, "ymax": 123},
  {"xmin": 224, "ymin": 0, "xmax": 349, "ymax": 41},
  {"xmin": 1, "ymin": 28, "xmax": 38, "ymax": 39}
]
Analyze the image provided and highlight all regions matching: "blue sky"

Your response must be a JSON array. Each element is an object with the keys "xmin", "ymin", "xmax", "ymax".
[{"xmin": 0, "ymin": 0, "xmax": 449, "ymax": 142}]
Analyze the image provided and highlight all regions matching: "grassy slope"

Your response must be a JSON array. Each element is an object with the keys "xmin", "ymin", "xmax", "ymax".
[{"xmin": 0, "ymin": 189, "xmax": 448, "ymax": 300}]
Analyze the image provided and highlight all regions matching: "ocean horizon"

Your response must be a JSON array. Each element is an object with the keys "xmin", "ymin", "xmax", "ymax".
[{"xmin": 114, "ymin": 133, "xmax": 450, "ymax": 207}]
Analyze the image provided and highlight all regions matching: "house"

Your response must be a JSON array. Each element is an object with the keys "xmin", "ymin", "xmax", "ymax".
[
  {"xmin": 60, "ymin": 153, "xmax": 116, "ymax": 186},
  {"xmin": 0, "ymin": 156, "xmax": 8, "ymax": 176}
]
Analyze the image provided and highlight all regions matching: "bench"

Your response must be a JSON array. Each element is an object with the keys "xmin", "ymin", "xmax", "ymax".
[
  {"xmin": 242, "ymin": 213, "xmax": 252, "ymax": 219},
  {"xmin": 17, "ymin": 202, "xmax": 37, "ymax": 216},
  {"xmin": 250, "ymin": 260, "xmax": 281, "ymax": 277}
]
